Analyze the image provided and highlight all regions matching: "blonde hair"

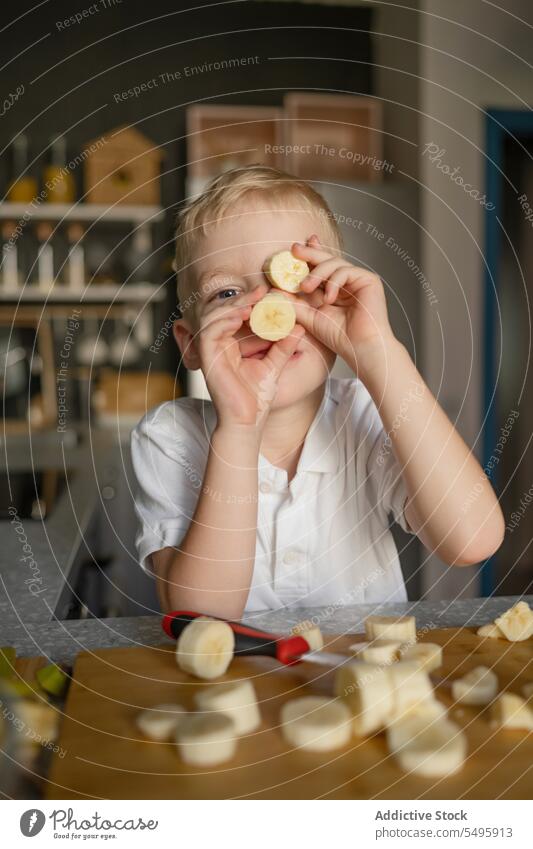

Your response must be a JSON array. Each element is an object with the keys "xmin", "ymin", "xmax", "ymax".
[{"xmin": 174, "ymin": 164, "xmax": 342, "ymax": 307}]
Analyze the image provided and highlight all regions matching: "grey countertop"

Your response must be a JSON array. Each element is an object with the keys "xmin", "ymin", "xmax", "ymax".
[
  {"xmin": 4, "ymin": 596, "xmax": 533, "ymax": 664},
  {"xmin": 1, "ymin": 428, "xmax": 531, "ymax": 665}
]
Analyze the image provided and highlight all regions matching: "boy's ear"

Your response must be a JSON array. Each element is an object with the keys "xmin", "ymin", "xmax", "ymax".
[{"xmin": 173, "ymin": 318, "xmax": 201, "ymax": 369}]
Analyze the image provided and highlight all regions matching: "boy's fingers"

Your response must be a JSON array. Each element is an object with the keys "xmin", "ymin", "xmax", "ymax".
[
  {"xmin": 324, "ymin": 266, "xmax": 353, "ymax": 303},
  {"xmin": 200, "ymin": 285, "xmax": 267, "ymax": 329},
  {"xmin": 201, "ymin": 310, "xmax": 248, "ymax": 348},
  {"xmin": 299, "ymin": 258, "xmax": 345, "ymax": 293},
  {"xmin": 201, "ymin": 302, "xmax": 251, "ymax": 332},
  {"xmin": 292, "ymin": 241, "xmax": 335, "ymax": 266}
]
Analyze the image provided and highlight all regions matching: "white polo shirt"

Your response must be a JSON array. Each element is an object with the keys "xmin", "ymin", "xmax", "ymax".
[{"xmin": 131, "ymin": 377, "xmax": 412, "ymax": 611}]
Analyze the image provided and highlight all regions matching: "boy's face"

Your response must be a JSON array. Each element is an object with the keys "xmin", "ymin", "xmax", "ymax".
[{"xmin": 175, "ymin": 205, "xmax": 337, "ymax": 409}]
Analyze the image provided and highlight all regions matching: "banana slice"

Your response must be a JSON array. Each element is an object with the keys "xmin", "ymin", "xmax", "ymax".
[
  {"xmin": 494, "ymin": 601, "xmax": 533, "ymax": 642},
  {"xmin": 175, "ymin": 713, "xmax": 237, "ymax": 766},
  {"xmin": 195, "ymin": 679, "xmax": 261, "ymax": 735},
  {"xmin": 387, "ymin": 705, "xmax": 466, "ymax": 777},
  {"xmin": 249, "ymin": 291, "xmax": 296, "ymax": 342},
  {"xmin": 398, "ymin": 642, "xmax": 442, "ymax": 673},
  {"xmin": 263, "ymin": 250, "xmax": 309, "ymax": 293},
  {"xmin": 491, "ymin": 692, "xmax": 533, "ymax": 730},
  {"xmin": 335, "ymin": 661, "xmax": 394, "ymax": 735},
  {"xmin": 522, "ymin": 682, "xmax": 533, "ymax": 700},
  {"xmin": 451, "ymin": 666, "xmax": 498, "ymax": 706},
  {"xmin": 477, "ymin": 622, "xmax": 504, "ymax": 639},
  {"xmin": 359, "ymin": 640, "xmax": 402, "ymax": 666},
  {"xmin": 280, "ymin": 696, "xmax": 352, "ymax": 752},
  {"xmin": 365, "ymin": 615, "xmax": 416, "ymax": 643},
  {"xmin": 291, "ymin": 620, "xmax": 324, "ymax": 652},
  {"xmin": 176, "ymin": 618, "xmax": 235, "ymax": 680},
  {"xmin": 387, "ymin": 661, "xmax": 435, "ymax": 719},
  {"xmin": 15, "ymin": 700, "xmax": 59, "ymax": 745},
  {"xmin": 136, "ymin": 703, "xmax": 187, "ymax": 741}
]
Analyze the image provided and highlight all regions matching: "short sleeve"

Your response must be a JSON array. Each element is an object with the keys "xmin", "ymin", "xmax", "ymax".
[
  {"xmin": 130, "ymin": 400, "xmax": 211, "ymax": 574},
  {"xmin": 356, "ymin": 390, "xmax": 413, "ymax": 535}
]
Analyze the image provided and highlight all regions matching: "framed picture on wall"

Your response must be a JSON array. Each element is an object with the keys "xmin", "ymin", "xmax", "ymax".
[
  {"xmin": 283, "ymin": 93, "xmax": 384, "ymax": 182},
  {"xmin": 186, "ymin": 105, "xmax": 284, "ymax": 178}
]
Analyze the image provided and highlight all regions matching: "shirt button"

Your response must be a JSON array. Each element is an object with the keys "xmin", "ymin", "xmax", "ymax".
[
  {"xmin": 259, "ymin": 481, "xmax": 272, "ymax": 494},
  {"xmin": 283, "ymin": 549, "xmax": 303, "ymax": 565}
]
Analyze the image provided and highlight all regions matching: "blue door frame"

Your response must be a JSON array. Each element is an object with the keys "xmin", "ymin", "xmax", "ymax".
[{"xmin": 482, "ymin": 109, "xmax": 533, "ymax": 595}]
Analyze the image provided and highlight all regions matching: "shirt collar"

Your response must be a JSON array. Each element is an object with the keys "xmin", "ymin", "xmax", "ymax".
[{"xmin": 259, "ymin": 378, "xmax": 340, "ymax": 476}]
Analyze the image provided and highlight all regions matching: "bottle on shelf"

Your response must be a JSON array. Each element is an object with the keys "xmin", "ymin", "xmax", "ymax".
[
  {"xmin": 1, "ymin": 221, "xmax": 21, "ymax": 293},
  {"xmin": 66, "ymin": 222, "xmax": 86, "ymax": 292},
  {"xmin": 35, "ymin": 221, "xmax": 55, "ymax": 290},
  {"xmin": 6, "ymin": 135, "xmax": 38, "ymax": 203},
  {"xmin": 43, "ymin": 135, "xmax": 75, "ymax": 204}
]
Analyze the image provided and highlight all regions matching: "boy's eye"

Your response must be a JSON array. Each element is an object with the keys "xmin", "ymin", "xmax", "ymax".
[{"xmin": 213, "ymin": 288, "xmax": 239, "ymax": 301}]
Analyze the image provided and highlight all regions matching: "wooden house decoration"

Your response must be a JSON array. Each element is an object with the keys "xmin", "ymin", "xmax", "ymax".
[{"xmin": 84, "ymin": 126, "xmax": 163, "ymax": 205}]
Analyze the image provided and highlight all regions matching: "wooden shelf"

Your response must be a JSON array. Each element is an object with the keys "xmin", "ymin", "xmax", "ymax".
[
  {"xmin": 0, "ymin": 203, "xmax": 165, "ymax": 224},
  {"xmin": 0, "ymin": 284, "xmax": 166, "ymax": 304}
]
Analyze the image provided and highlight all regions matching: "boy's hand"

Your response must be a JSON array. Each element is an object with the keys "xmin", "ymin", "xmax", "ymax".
[
  {"xmin": 292, "ymin": 235, "xmax": 397, "ymax": 375},
  {"xmin": 197, "ymin": 286, "xmax": 305, "ymax": 430}
]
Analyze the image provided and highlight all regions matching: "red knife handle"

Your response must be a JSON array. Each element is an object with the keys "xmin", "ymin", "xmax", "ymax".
[{"xmin": 162, "ymin": 610, "xmax": 309, "ymax": 665}]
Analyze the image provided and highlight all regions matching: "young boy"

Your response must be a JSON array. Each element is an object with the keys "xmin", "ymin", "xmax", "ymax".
[{"xmin": 131, "ymin": 165, "xmax": 504, "ymax": 617}]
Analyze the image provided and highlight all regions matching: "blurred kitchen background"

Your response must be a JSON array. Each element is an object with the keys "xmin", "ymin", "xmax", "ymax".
[{"xmin": 1, "ymin": 0, "xmax": 532, "ymax": 616}]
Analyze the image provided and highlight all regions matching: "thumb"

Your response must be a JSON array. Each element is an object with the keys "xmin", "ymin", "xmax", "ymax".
[
  {"xmin": 262, "ymin": 324, "xmax": 305, "ymax": 376},
  {"xmin": 293, "ymin": 298, "xmax": 321, "ymax": 338}
]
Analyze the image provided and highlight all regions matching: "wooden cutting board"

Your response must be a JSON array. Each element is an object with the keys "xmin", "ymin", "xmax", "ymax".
[{"xmin": 45, "ymin": 627, "xmax": 533, "ymax": 799}]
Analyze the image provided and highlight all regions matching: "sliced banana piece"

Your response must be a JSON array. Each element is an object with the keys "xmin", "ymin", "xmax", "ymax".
[
  {"xmin": 491, "ymin": 692, "xmax": 533, "ymax": 730},
  {"xmin": 522, "ymin": 682, "xmax": 533, "ymax": 700},
  {"xmin": 291, "ymin": 620, "xmax": 324, "ymax": 652},
  {"xmin": 387, "ymin": 705, "xmax": 466, "ymax": 777},
  {"xmin": 451, "ymin": 666, "xmax": 498, "ymax": 706},
  {"xmin": 176, "ymin": 617, "xmax": 235, "ymax": 680},
  {"xmin": 195, "ymin": 679, "xmax": 261, "ymax": 735},
  {"xmin": 365, "ymin": 615, "xmax": 416, "ymax": 643},
  {"xmin": 359, "ymin": 640, "xmax": 402, "ymax": 666},
  {"xmin": 494, "ymin": 601, "xmax": 533, "ymax": 642},
  {"xmin": 387, "ymin": 661, "xmax": 435, "ymax": 719},
  {"xmin": 477, "ymin": 622, "xmax": 504, "ymax": 639},
  {"xmin": 249, "ymin": 291, "xmax": 296, "ymax": 342},
  {"xmin": 175, "ymin": 713, "xmax": 237, "ymax": 766},
  {"xmin": 398, "ymin": 642, "xmax": 442, "ymax": 673},
  {"xmin": 263, "ymin": 250, "xmax": 309, "ymax": 293},
  {"xmin": 280, "ymin": 696, "xmax": 352, "ymax": 752},
  {"xmin": 136, "ymin": 703, "xmax": 187, "ymax": 741},
  {"xmin": 15, "ymin": 700, "xmax": 59, "ymax": 745},
  {"xmin": 335, "ymin": 661, "xmax": 393, "ymax": 735}
]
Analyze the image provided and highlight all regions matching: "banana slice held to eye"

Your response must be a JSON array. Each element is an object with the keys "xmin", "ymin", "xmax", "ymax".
[
  {"xmin": 263, "ymin": 250, "xmax": 309, "ymax": 293},
  {"xmin": 249, "ymin": 291, "xmax": 296, "ymax": 342}
]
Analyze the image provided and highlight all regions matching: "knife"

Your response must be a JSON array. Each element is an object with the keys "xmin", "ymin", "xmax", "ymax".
[{"xmin": 162, "ymin": 610, "xmax": 364, "ymax": 668}]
